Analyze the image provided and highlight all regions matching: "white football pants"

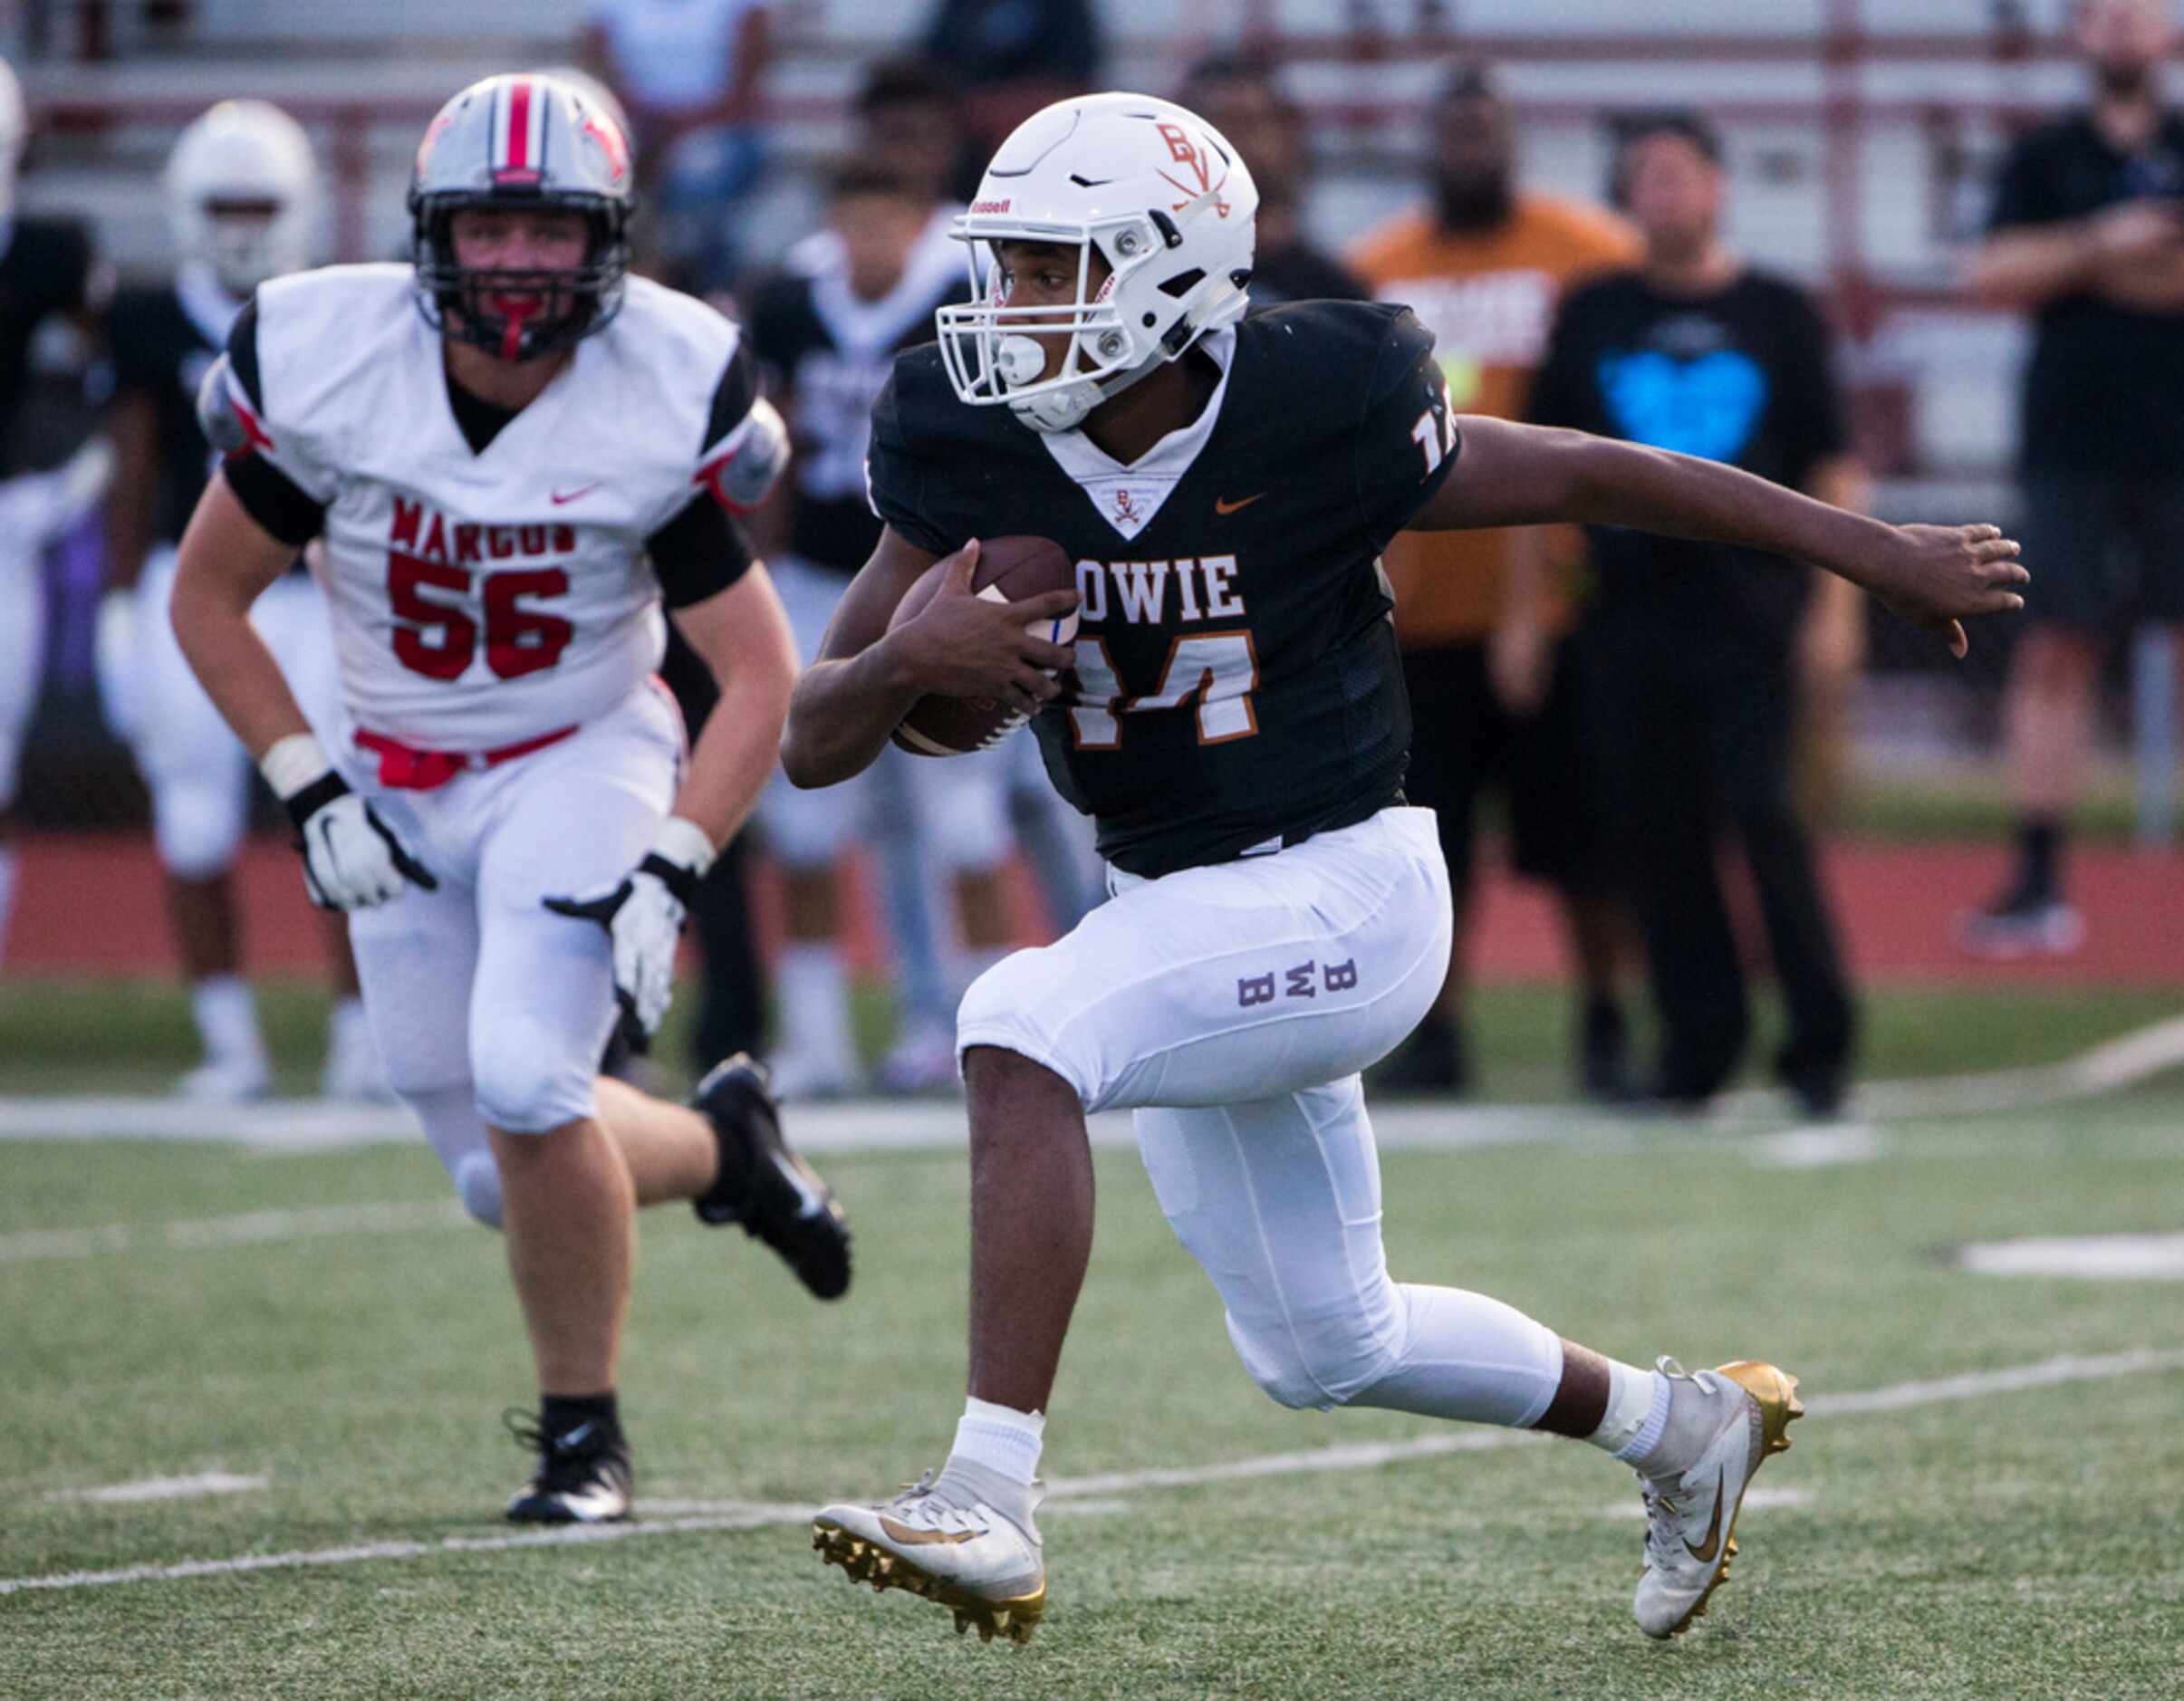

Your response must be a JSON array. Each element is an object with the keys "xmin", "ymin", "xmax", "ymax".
[
  {"xmin": 344, "ymin": 684, "xmax": 682, "ymax": 1226},
  {"xmin": 957, "ymin": 807, "xmax": 1564, "ymax": 1425}
]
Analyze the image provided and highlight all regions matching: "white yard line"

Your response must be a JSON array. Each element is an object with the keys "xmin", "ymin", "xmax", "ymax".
[
  {"xmin": 5, "ymin": 1346, "xmax": 2179, "ymax": 1599},
  {"xmin": 0, "ymin": 1200, "xmax": 465, "ymax": 1264},
  {"xmin": 53, "ymin": 1474, "xmax": 268, "ymax": 1504}
]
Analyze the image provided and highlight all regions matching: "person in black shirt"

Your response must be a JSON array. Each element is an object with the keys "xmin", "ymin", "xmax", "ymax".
[
  {"xmin": 1528, "ymin": 111, "xmax": 1865, "ymax": 1116},
  {"xmin": 1177, "ymin": 51, "xmax": 1369, "ymax": 308},
  {"xmin": 789, "ymin": 91, "xmax": 2022, "ymax": 1646},
  {"xmin": 1961, "ymin": 0, "xmax": 2184, "ymax": 956}
]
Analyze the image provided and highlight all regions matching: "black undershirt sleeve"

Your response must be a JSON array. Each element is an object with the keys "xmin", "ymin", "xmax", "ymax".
[
  {"xmin": 218, "ymin": 297, "xmax": 328, "ymax": 545},
  {"xmin": 220, "ymin": 455, "xmax": 327, "ymax": 546},
  {"xmin": 649, "ymin": 495, "xmax": 755, "ymax": 610}
]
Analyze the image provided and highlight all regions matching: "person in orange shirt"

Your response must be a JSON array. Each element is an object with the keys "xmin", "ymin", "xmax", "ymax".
[{"xmin": 1350, "ymin": 61, "xmax": 1640, "ymax": 1097}]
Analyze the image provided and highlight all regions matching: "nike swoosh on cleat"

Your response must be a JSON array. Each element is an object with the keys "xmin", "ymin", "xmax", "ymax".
[
  {"xmin": 1215, "ymin": 492, "xmax": 1266, "ymax": 515},
  {"xmin": 877, "ymin": 1514, "xmax": 977, "ymax": 1547},
  {"xmin": 1683, "ymin": 1466, "xmax": 1727, "ymax": 1562},
  {"xmin": 551, "ymin": 483, "xmax": 602, "ymax": 505}
]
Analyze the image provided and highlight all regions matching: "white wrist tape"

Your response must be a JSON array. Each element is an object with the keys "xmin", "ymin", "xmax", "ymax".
[
  {"xmin": 260, "ymin": 733, "xmax": 333, "ymax": 801},
  {"xmin": 653, "ymin": 814, "xmax": 717, "ymax": 879}
]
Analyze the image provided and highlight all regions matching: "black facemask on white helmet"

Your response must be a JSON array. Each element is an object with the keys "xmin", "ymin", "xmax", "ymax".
[
  {"xmin": 409, "ymin": 72, "xmax": 636, "ymax": 364},
  {"xmin": 938, "ymin": 91, "xmax": 1258, "ymax": 434}
]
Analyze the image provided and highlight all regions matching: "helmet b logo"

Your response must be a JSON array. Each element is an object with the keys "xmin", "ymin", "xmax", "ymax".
[{"xmin": 1154, "ymin": 121, "xmax": 1231, "ymax": 219}]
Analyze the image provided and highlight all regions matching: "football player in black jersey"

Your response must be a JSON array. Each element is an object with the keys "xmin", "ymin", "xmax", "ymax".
[
  {"xmin": 792, "ymin": 93, "xmax": 2026, "ymax": 1644},
  {"xmin": 0, "ymin": 55, "xmax": 111, "ymax": 971},
  {"xmin": 99, "ymin": 100, "xmax": 384, "ymax": 1101}
]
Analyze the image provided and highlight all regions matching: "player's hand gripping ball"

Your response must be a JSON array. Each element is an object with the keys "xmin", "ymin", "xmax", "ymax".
[{"xmin": 888, "ymin": 535, "xmax": 1080, "ymax": 756}]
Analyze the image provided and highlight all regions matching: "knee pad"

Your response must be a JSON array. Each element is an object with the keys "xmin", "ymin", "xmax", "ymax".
[
  {"xmin": 471, "ymin": 1014, "xmax": 596, "ymax": 1135},
  {"xmin": 405, "ymin": 1085, "xmax": 502, "ymax": 1228},
  {"xmin": 1222, "ymin": 1297, "xmax": 1404, "ymax": 1413},
  {"xmin": 150, "ymin": 772, "xmax": 247, "ymax": 880},
  {"xmin": 452, "ymin": 1151, "xmax": 505, "ymax": 1228}
]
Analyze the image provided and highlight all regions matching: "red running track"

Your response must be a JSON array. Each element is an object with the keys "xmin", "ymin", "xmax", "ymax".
[{"xmin": 4, "ymin": 832, "xmax": 2181, "ymax": 985}]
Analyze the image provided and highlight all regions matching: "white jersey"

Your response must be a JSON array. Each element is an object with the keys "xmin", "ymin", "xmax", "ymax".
[{"xmin": 235, "ymin": 263, "xmax": 771, "ymax": 749}]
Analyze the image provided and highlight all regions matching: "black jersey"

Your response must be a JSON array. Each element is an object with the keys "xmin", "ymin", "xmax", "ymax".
[
  {"xmin": 109, "ymin": 279, "xmax": 237, "ymax": 544},
  {"xmin": 747, "ymin": 235, "xmax": 967, "ymax": 574},
  {"xmin": 868, "ymin": 299, "xmax": 1459, "ymax": 878},
  {"xmin": 0, "ymin": 215, "xmax": 95, "ymax": 476}
]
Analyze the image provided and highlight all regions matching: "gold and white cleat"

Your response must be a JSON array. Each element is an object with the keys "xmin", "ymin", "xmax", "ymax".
[
  {"xmin": 813, "ymin": 1471, "xmax": 1045, "ymax": 1645},
  {"xmin": 1632, "ymin": 1359, "xmax": 1804, "ymax": 1640}
]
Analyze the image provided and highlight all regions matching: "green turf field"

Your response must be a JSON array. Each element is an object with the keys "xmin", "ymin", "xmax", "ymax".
[{"xmin": 3, "ymin": 986, "xmax": 2181, "ymax": 1698}]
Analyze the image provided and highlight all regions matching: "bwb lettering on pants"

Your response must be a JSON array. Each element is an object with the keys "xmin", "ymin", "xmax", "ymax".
[{"xmin": 1238, "ymin": 958, "xmax": 1359, "ymax": 1008}]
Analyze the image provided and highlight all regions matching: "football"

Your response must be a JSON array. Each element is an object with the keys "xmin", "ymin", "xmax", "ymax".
[{"xmin": 887, "ymin": 535, "xmax": 1081, "ymax": 756}]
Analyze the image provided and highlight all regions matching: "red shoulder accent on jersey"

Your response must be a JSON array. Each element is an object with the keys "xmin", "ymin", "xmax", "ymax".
[
  {"xmin": 694, "ymin": 447, "xmax": 755, "ymax": 515},
  {"xmin": 227, "ymin": 395, "xmax": 276, "ymax": 459}
]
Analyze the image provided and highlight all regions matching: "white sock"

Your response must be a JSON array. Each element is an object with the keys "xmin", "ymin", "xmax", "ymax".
[
  {"xmin": 190, "ymin": 975, "xmax": 266, "ymax": 1066},
  {"xmin": 0, "ymin": 846, "xmax": 14, "ymax": 969},
  {"xmin": 947, "ymin": 1395, "xmax": 1045, "ymax": 1487},
  {"xmin": 1593, "ymin": 1360, "xmax": 1671, "ymax": 1463},
  {"xmin": 776, "ymin": 943, "xmax": 853, "ymax": 1071}
]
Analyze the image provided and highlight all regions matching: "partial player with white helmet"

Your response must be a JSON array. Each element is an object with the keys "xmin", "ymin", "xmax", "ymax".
[
  {"xmin": 100, "ymin": 100, "xmax": 379, "ymax": 1101},
  {"xmin": 0, "ymin": 54, "xmax": 111, "ymax": 969},
  {"xmin": 168, "ymin": 71, "xmax": 846, "ymax": 1524}
]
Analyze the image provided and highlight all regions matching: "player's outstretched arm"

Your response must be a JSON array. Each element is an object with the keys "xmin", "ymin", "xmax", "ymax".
[
  {"xmin": 779, "ymin": 529, "xmax": 1076, "ymax": 789},
  {"xmin": 169, "ymin": 472, "xmax": 318, "ymax": 759},
  {"xmin": 171, "ymin": 472, "xmax": 436, "ymax": 911},
  {"xmin": 666, "ymin": 564, "xmax": 799, "ymax": 848},
  {"xmin": 1416, "ymin": 416, "xmax": 2029, "ymax": 658}
]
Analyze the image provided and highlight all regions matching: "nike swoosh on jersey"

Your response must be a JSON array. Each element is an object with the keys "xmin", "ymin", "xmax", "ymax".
[
  {"xmin": 551, "ymin": 483, "xmax": 602, "ymax": 505},
  {"xmin": 1683, "ymin": 1466, "xmax": 1727, "ymax": 1562},
  {"xmin": 1215, "ymin": 492, "xmax": 1266, "ymax": 515},
  {"xmin": 877, "ymin": 1514, "xmax": 978, "ymax": 1547}
]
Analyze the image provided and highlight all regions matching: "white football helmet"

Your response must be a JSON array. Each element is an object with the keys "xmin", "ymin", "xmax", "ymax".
[
  {"xmin": 165, "ymin": 101, "xmax": 320, "ymax": 297},
  {"xmin": 0, "ymin": 57, "xmax": 25, "ymax": 226},
  {"xmin": 938, "ymin": 91, "xmax": 1258, "ymax": 433}
]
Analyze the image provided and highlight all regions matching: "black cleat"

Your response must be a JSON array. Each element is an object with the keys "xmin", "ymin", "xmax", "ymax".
[
  {"xmin": 691, "ymin": 1053, "xmax": 852, "ymax": 1300},
  {"xmin": 504, "ymin": 1411, "xmax": 633, "ymax": 1524}
]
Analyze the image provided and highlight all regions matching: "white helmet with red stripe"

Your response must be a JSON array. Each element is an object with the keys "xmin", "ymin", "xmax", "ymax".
[{"xmin": 409, "ymin": 72, "xmax": 636, "ymax": 362}]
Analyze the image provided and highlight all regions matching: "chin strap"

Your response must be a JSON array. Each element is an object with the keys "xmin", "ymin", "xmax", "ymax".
[{"xmin": 1010, "ymin": 347, "xmax": 1168, "ymax": 434}]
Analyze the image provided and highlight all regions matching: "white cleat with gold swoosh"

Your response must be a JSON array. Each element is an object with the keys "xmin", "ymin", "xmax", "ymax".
[
  {"xmin": 813, "ymin": 1470, "xmax": 1046, "ymax": 1644},
  {"xmin": 1631, "ymin": 1359, "xmax": 1804, "ymax": 1639}
]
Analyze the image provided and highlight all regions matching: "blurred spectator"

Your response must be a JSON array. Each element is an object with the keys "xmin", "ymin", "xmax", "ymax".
[
  {"xmin": 1, "ymin": 55, "xmax": 110, "ymax": 973},
  {"xmin": 919, "ymin": 0, "xmax": 1103, "ymax": 196},
  {"xmin": 1178, "ymin": 51, "xmax": 1367, "ymax": 305},
  {"xmin": 1960, "ymin": 0, "xmax": 2184, "ymax": 957},
  {"xmin": 581, "ymin": 0, "xmax": 772, "ymax": 291},
  {"xmin": 851, "ymin": 56, "xmax": 964, "ymax": 207},
  {"xmin": 745, "ymin": 155, "xmax": 1021, "ymax": 1097},
  {"xmin": 1529, "ymin": 111, "xmax": 1862, "ymax": 1118},
  {"xmin": 1348, "ymin": 60, "xmax": 1639, "ymax": 1097}
]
